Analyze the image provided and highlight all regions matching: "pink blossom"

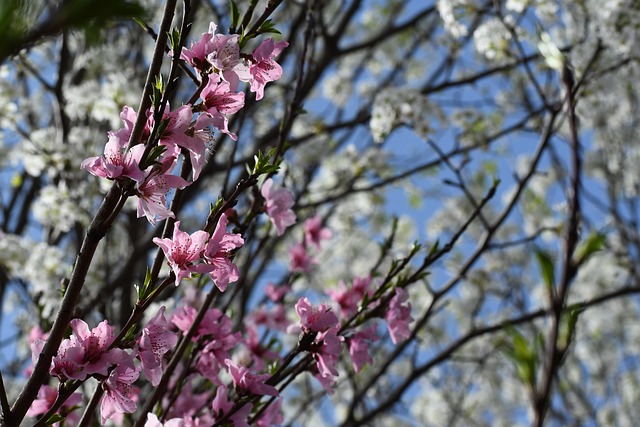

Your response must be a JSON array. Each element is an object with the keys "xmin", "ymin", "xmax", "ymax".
[
  {"xmin": 255, "ymin": 398, "xmax": 284, "ymax": 427},
  {"xmin": 385, "ymin": 288, "xmax": 414, "ymax": 344},
  {"xmin": 196, "ymin": 321, "xmax": 241, "ymax": 383},
  {"xmin": 100, "ymin": 364, "xmax": 140, "ymax": 424},
  {"xmin": 313, "ymin": 325, "xmax": 343, "ymax": 380},
  {"xmin": 348, "ymin": 326, "xmax": 377, "ymax": 373},
  {"xmin": 294, "ymin": 297, "xmax": 339, "ymax": 334},
  {"xmin": 198, "ymin": 74, "xmax": 245, "ymax": 140},
  {"xmin": 137, "ymin": 306, "xmax": 179, "ymax": 386},
  {"xmin": 201, "ymin": 73, "xmax": 245, "ymax": 115},
  {"xmin": 172, "ymin": 306, "xmax": 240, "ymax": 383},
  {"xmin": 114, "ymin": 105, "xmax": 151, "ymax": 145},
  {"xmin": 211, "ymin": 386, "xmax": 252, "ymax": 427},
  {"xmin": 240, "ymin": 323, "xmax": 279, "ymax": 371},
  {"xmin": 50, "ymin": 319, "xmax": 124, "ymax": 381},
  {"xmin": 165, "ymin": 381, "xmax": 210, "ymax": 420},
  {"xmin": 207, "ymin": 34, "xmax": 250, "ymax": 90},
  {"xmin": 26, "ymin": 326, "xmax": 48, "ymax": 376},
  {"xmin": 145, "ymin": 413, "xmax": 184, "ymax": 427},
  {"xmin": 327, "ymin": 275, "xmax": 373, "ymax": 318},
  {"xmin": 264, "ymin": 282, "xmax": 290, "ymax": 302},
  {"xmin": 153, "ymin": 221, "xmax": 212, "ymax": 286},
  {"xmin": 153, "ymin": 104, "xmax": 207, "ymax": 181},
  {"xmin": 136, "ymin": 171, "xmax": 191, "ymax": 225},
  {"xmin": 225, "ymin": 359, "xmax": 279, "ymax": 397},
  {"xmin": 292, "ymin": 298, "xmax": 344, "ymax": 390},
  {"xmin": 247, "ymin": 304, "xmax": 290, "ymax": 331},
  {"xmin": 203, "ymin": 212, "xmax": 244, "ymax": 292},
  {"xmin": 81, "ymin": 132, "xmax": 145, "ymax": 182},
  {"xmin": 261, "ymin": 178, "xmax": 296, "ymax": 236},
  {"xmin": 179, "ymin": 22, "xmax": 217, "ymax": 72},
  {"xmin": 304, "ymin": 215, "xmax": 332, "ymax": 249},
  {"xmin": 27, "ymin": 385, "xmax": 82, "ymax": 425},
  {"xmin": 289, "ymin": 243, "xmax": 316, "ymax": 273},
  {"xmin": 247, "ymin": 38, "xmax": 288, "ymax": 101}
]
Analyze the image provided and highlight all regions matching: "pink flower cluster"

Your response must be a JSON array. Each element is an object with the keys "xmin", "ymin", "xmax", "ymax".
[
  {"xmin": 28, "ymin": 307, "xmax": 179, "ymax": 424},
  {"xmin": 82, "ymin": 22, "xmax": 288, "ymax": 226},
  {"xmin": 292, "ymin": 298, "xmax": 344, "ymax": 391},
  {"xmin": 180, "ymin": 23, "xmax": 288, "ymax": 100},
  {"xmin": 153, "ymin": 212, "xmax": 244, "ymax": 288}
]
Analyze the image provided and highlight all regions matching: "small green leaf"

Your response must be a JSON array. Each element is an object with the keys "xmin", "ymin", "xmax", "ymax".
[
  {"xmin": 139, "ymin": 143, "xmax": 167, "ymax": 170},
  {"xmin": 122, "ymin": 323, "xmax": 138, "ymax": 343},
  {"xmin": 575, "ymin": 232, "xmax": 606, "ymax": 264},
  {"xmin": 45, "ymin": 414, "xmax": 65, "ymax": 426},
  {"xmin": 502, "ymin": 327, "xmax": 538, "ymax": 388},
  {"xmin": 136, "ymin": 267, "xmax": 154, "ymax": 302},
  {"xmin": 229, "ymin": 0, "xmax": 240, "ymax": 30},
  {"xmin": 534, "ymin": 248, "xmax": 555, "ymax": 290},
  {"xmin": 258, "ymin": 19, "xmax": 281, "ymax": 35},
  {"xmin": 558, "ymin": 304, "xmax": 585, "ymax": 350}
]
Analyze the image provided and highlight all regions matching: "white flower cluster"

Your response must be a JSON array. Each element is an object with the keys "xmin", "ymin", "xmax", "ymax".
[
  {"xmin": 370, "ymin": 87, "xmax": 436, "ymax": 143},
  {"xmin": 473, "ymin": 17, "xmax": 515, "ymax": 62},
  {"xmin": 33, "ymin": 181, "xmax": 90, "ymax": 235}
]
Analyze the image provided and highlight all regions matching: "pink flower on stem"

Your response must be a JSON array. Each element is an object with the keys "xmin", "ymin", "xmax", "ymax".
[
  {"xmin": 248, "ymin": 304, "xmax": 290, "ymax": 332},
  {"xmin": 201, "ymin": 73, "xmax": 245, "ymax": 115},
  {"xmin": 153, "ymin": 221, "xmax": 212, "ymax": 286},
  {"xmin": 208, "ymin": 34, "xmax": 250, "ymax": 90},
  {"xmin": 81, "ymin": 132, "xmax": 145, "ymax": 182},
  {"xmin": 114, "ymin": 105, "xmax": 151, "ymax": 145},
  {"xmin": 292, "ymin": 298, "xmax": 344, "ymax": 391},
  {"xmin": 348, "ymin": 326, "xmax": 377, "ymax": 373},
  {"xmin": 261, "ymin": 178, "xmax": 296, "ymax": 236},
  {"xmin": 327, "ymin": 275, "xmax": 374, "ymax": 318},
  {"xmin": 165, "ymin": 380, "xmax": 210, "ymax": 420},
  {"xmin": 153, "ymin": 104, "xmax": 208, "ymax": 181},
  {"xmin": 179, "ymin": 22, "xmax": 217, "ymax": 72},
  {"xmin": 100, "ymin": 364, "xmax": 140, "ymax": 424},
  {"xmin": 247, "ymin": 38, "xmax": 288, "ymax": 101},
  {"xmin": 264, "ymin": 282, "xmax": 290, "ymax": 302},
  {"xmin": 385, "ymin": 288, "xmax": 414, "ymax": 344},
  {"xmin": 294, "ymin": 297, "xmax": 339, "ymax": 334},
  {"xmin": 211, "ymin": 386, "xmax": 252, "ymax": 427},
  {"xmin": 26, "ymin": 325, "xmax": 48, "ymax": 376},
  {"xmin": 27, "ymin": 385, "xmax": 82, "ymax": 425},
  {"xmin": 255, "ymin": 397, "xmax": 284, "ymax": 427},
  {"xmin": 289, "ymin": 242, "xmax": 316, "ymax": 274},
  {"xmin": 50, "ymin": 319, "xmax": 124, "ymax": 381},
  {"xmin": 241, "ymin": 323, "xmax": 279, "ymax": 371},
  {"xmin": 304, "ymin": 215, "xmax": 332, "ymax": 249},
  {"xmin": 225, "ymin": 359, "xmax": 279, "ymax": 397},
  {"xmin": 145, "ymin": 413, "xmax": 184, "ymax": 427},
  {"xmin": 137, "ymin": 306, "xmax": 179, "ymax": 386},
  {"xmin": 198, "ymin": 74, "xmax": 245, "ymax": 141},
  {"xmin": 203, "ymin": 212, "xmax": 244, "ymax": 292},
  {"xmin": 136, "ymin": 171, "xmax": 191, "ymax": 225}
]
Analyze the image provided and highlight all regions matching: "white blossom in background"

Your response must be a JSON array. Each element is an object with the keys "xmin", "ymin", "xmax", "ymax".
[
  {"xmin": 33, "ymin": 181, "xmax": 90, "ymax": 234},
  {"xmin": 370, "ymin": 87, "xmax": 438, "ymax": 143},
  {"xmin": 473, "ymin": 17, "xmax": 514, "ymax": 62},
  {"xmin": 23, "ymin": 242, "xmax": 67, "ymax": 318}
]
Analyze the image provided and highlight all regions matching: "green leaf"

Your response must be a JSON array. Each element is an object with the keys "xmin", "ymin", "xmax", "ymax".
[
  {"xmin": 251, "ymin": 148, "xmax": 281, "ymax": 176},
  {"xmin": 502, "ymin": 327, "xmax": 538, "ymax": 388},
  {"xmin": 139, "ymin": 143, "xmax": 167, "ymax": 171},
  {"xmin": 258, "ymin": 19, "xmax": 281, "ymax": 35},
  {"xmin": 575, "ymin": 232, "xmax": 606, "ymax": 264},
  {"xmin": 558, "ymin": 304, "xmax": 585, "ymax": 350},
  {"xmin": 135, "ymin": 267, "xmax": 154, "ymax": 302},
  {"xmin": 168, "ymin": 27, "xmax": 181, "ymax": 51},
  {"xmin": 534, "ymin": 248, "xmax": 555, "ymax": 290},
  {"xmin": 45, "ymin": 414, "xmax": 65, "ymax": 426},
  {"xmin": 229, "ymin": 0, "xmax": 241, "ymax": 30}
]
